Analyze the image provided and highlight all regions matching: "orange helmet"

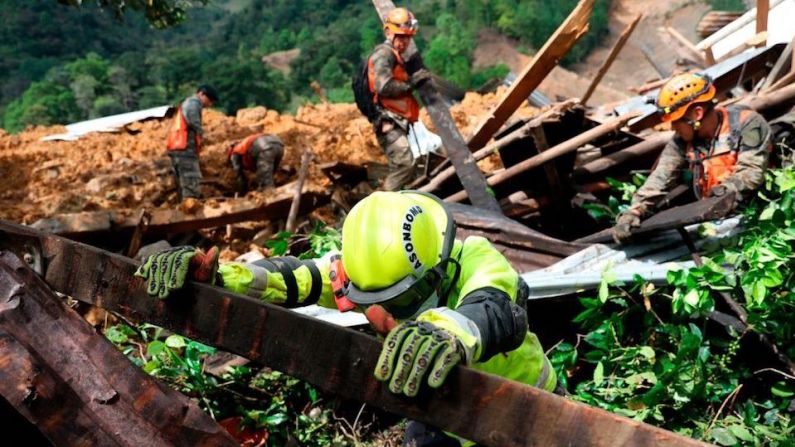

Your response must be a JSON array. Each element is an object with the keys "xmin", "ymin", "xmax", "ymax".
[
  {"xmin": 383, "ymin": 7, "xmax": 418, "ymax": 36},
  {"xmin": 657, "ymin": 73, "xmax": 716, "ymax": 122}
]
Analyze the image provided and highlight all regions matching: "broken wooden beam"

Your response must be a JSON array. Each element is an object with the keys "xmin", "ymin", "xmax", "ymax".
[
  {"xmin": 582, "ymin": 14, "xmax": 642, "ymax": 105},
  {"xmin": 573, "ymin": 131, "xmax": 673, "ymax": 180},
  {"xmin": 0, "ymin": 250, "xmax": 237, "ymax": 447},
  {"xmin": 0, "ymin": 220, "xmax": 711, "ymax": 447},
  {"xmin": 665, "ymin": 26, "xmax": 707, "ymax": 67},
  {"xmin": 758, "ymin": 38, "xmax": 793, "ymax": 91},
  {"xmin": 446, "ymin": 113, "xmax": 636, "ymax": 203},
  {"xmin": 31, "ymin": 184, "xmax": 329, "ymax": 238},
  {"xmin": 574, "ymin": 193, "xmax": 735, "ymax": 244},
  {"xmin": 757, "ymin": 0, "xmax": 770, "ymax": 45},
  {"xmin": 739, "ymin": 81, "xmax": 795, "ymax": 111},
  {"xmin": 419, "ymin": 101, "xmax": 577, "ymax": 194},
  {"xmin": 371, "ymin": 0, "xmax": 501, "ymax": 213},
  {"xmin": 286, "ymin": 149, "xmax": 314, "ymax": 233},
  {"xmin": 467, "ymin": 0, "xmax": 594, "ymax": 150}
]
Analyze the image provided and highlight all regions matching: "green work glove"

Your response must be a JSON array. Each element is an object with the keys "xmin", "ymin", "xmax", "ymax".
[
  {"xmin": 612, "ymin": 211, "xmax": 641, "ymax": 244},
  {"xmin": 374, "ymin": 321, "xmax": 464, "ymax": 397},
  {"xmin": 134, "ymin": 246, "xmax": 219, "ymax": 299}
]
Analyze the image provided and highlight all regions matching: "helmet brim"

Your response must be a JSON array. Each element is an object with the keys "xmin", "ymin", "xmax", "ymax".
[{"xmin": 659, "ymin": 85, "xmax": 715, "ymax": 122}]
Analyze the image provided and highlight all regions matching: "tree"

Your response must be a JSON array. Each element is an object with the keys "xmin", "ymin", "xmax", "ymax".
[
  {"xmin": 424, "ymin": 13, "xmax": 475, "ymax": 88},
  {"xmin": 56, "ymin": 0, "xmax": 209, "ymax": 29}
]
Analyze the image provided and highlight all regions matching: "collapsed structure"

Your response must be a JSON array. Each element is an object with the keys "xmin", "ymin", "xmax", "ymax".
[{"xmin": 1, "ymin": 0, "xmax": 795, "ymax": 445}]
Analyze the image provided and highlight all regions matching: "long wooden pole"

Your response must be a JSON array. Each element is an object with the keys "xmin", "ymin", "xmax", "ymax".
[
  {"xmin": 419, "ymin": 101, "xmax": 577, "ymax": 193},
  {"xmin": 756, "ymin": 0, "xmax": 769, "ymax": 46},
  {"xmin": 467, "ymin": 0, "xmax": 594, "ymax": 150},
  {"xmin": 445, "ymin": 114, "xmax": 636, "ymax": 203},
  {"xmin": 286, "ymin": 149, "xmax": 313, "ymax": 233},
  {"xmin": 582, "ymin": 14, "xmax": 642, "ymax": 105}
]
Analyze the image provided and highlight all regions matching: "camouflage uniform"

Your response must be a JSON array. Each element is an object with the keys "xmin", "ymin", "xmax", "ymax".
[
  {"xmin": 230, "ymin": 135, "xmax": 284, "ymax": 190},
  {"xmin": 370, "ymin": 41, "xmax": 416, "ymax": 191},
  {"xmin": 169, "ymin": 95, "xmax": 204, "ymax": 199},
  {"xmin": 769, "ymin": 105, "xmax": 795, "ymax": 168},
  {"xmin": 627, "ymin": 105, "xmax": 771, "ymax": 218}
]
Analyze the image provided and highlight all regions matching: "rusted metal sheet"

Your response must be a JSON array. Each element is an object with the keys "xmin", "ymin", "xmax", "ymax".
[
  {"xmin": 371, "ymin": 0, "xmax": 501, "ymax": 213},
  {"xmin": 0, "ymin": 220, "xmax": 711, "ymax": 447},
  {"xmin": 31, "ymin": 186, "xmax": 328, "ymax": 238},
  {"xmin": 0, "ymin": 250, "xmax": 237, "ymax": 447},
  {"xmin": 467, "ymin": 0, "xmax": 594, "ymax": 150},
  {"xmin": 576, "ymin": 194, "xmax": 735, "ymax": 244}
]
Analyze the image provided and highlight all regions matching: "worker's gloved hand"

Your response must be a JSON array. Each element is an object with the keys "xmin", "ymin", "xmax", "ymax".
[
  {"xmin": 374, "ymin": 321, "xmax": 464, "ymax": 397},
  {"xmin": 410, "ymin": 68, "xmax": 433, "ymax": 89},
  {"xmin": 613, "ymin": 211, "xmax": 641, "ymax": 244},
  {"xmin": 235, "ymin": 175, "xmax": 248, "ymax": 195},
  {"xmin": 708, "ymin": 183, "xmax": 739, "ymax": 210},
  {"xmin": 134, "ymin": 246, "xmax": 220, "ymax": 299}
]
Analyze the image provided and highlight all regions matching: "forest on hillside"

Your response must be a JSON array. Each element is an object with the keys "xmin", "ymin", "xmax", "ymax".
[{"xmin": 0, "ymin": 0, "xmax": 611, "ymax": 132}]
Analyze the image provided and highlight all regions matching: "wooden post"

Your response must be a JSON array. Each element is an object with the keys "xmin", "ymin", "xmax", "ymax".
[
  {"xmin": 703, "ymin": 46, "xmax": 716, "ymax": 66},
  {"xmin": 445, "ymin": 113, "xmax": 636, "ymax": 203},
  {"xmin": 582, "ymin": 14, "xmax": 642, "ymax": 105},
  {"xmin": 665, "ymin": 26, "xmax": 707, "ymax": 66},
  {"xmin": 467, "ymin": 0, "xmax": 594, "ymax": 151},
  {"xmin": 419, "ymin": 101, "xmax": 576, "ymax": 194},
  {"xmin": 756, "ymin": 0, "xmax": 769, "ymax": 46},
  {"xmin": 370, "ymin": 0, "xmax": 501, "ymax": 212},
  {"xmin": 286, "ymin": 149, "xmax": 314, "ymax": 233},
  {"xmin": 759, "ymin": 39, "xmax": 794, "ymax": 91}
]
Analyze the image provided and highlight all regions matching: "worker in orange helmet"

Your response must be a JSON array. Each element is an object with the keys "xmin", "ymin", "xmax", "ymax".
[
  {"xmin": 613, "ymin": 73, "xmax": 772, "ymax": 244},
  {"xmin": 363, "ymin": 7, "xmax": 433, "ymax": 191}
]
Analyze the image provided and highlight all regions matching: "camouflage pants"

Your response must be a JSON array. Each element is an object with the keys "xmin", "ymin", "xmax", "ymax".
[
  {"xmin": 251, "ymin": 135, "xmax": 284, "ymax": 189},
  {"xmin": 376, "ymin": 120, "xmax": 415, "ymax": 191},
  {"xmin": 168, "ymin": 149, "xmax": 202, "ymax": 199}
]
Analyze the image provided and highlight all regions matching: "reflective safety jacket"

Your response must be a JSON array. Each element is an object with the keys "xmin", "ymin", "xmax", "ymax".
[
  {"xmin": 217, "ymin": 236, "xmax": 556, "ymax": 392},
  {"xmin": 686, "ymin": 106, "xmax": 768, "ymax": 198},
  {"xmin": 629, "ymin": 105, "xmax": 771, "ymax": 217},
  {"xmin": 368, "ymin": 44, "xmax": 420, "ymax": 123},
  {"xmin": 167, "ymin": 97, "xmax": 203, "ymax": 154},
  {"xmin": 228, "ymin": 133, "xmax": 263, "ymax": 171}
]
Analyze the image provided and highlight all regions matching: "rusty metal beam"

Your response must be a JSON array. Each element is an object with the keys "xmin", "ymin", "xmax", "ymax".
[
  {"xmin": 371, "ymin": 0, "xmax": 501, "ymax": 213},
  {"xmin": 0, "ymin": 250, "xmax": 236, "ymax": 447},
  {"xmin": 467, "ymin": 0, "xmax": 594, "ymax": 150},
  {"xmin": 0, "ymin": 220, "xmax": 710, "ymax": 447}
]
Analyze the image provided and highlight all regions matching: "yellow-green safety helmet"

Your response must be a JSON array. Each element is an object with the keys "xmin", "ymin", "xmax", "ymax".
[{"xmin": 341, "ymin": 191, "xmax": 455, "ymax": 318}]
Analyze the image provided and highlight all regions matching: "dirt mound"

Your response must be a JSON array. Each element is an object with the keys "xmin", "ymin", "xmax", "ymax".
[{"xmin": 0, "ymin": 92, "xmax": 536, "ymax": 223}]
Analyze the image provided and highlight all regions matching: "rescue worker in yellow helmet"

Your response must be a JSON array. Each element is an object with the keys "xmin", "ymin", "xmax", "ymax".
[
  {"xmin": 613, "ymin": 73, "xmax": 772, "ymax": 244},
  {"xmin": 135, "ymin": 190, "xmax": 556, "ymax": 447},
  {"xmin": 363, "ymin": 7, "xmax": 433, "ymax": 191}
]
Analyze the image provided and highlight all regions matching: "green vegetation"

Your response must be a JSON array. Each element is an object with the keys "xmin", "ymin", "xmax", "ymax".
[
  {"xmin": 708, "ymin": 0, "xmax": 747, "ymax": 12},
  {"xmin": 2, "ymin": 0, "xmax": 612, "ymax": 132},
  {"xmin": 554, "ymin": 168, "xmax": 795, "ymax": 446}
]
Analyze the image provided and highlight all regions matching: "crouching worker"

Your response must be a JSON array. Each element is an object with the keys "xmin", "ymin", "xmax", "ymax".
[
  {"xmin": 227, "ymin": 133, "xmax": 284, "ymax": 194},
  {"xmin": 135, "ymin": 191, "xmax": 556, "ymax": 446},
  {"xmin": 613, "ymin": 73, "xmax": 772, "ymax": 244}
]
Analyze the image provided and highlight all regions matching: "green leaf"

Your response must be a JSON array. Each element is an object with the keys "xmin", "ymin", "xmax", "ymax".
[
  {"xmin": 147, "ymin": 340, "xmax": 166, "ymax": 357},
  {"xmin": 771, "ymin": 381, "xmax": 795, "ymax": 398},
  {"xmin": 728, "ymin": 425, "xmax": 754, "ymax": 442},
  {"xmin": 165, "ymin": 334, "xmax": 186, "ymax": 349},
  {"xmin": 710, "ymin": 427, "xmax": 738, "ymax": 446},
  {"xmin": 598, "ymin": 279, "xmax": 609, "ymax": 303},
  {"xmin": 639, "ymin": 346, "xmax": 655, "ymax": 360},
  {"xmin": 265, "ymin": 413, "xmax": 289, "ymax": 426},
  {"xmin": 760, "ymin": 204, "xmax": 777, "ymax": 220},
  {"xmin": 683, "ymin": 289, "xmax": 700, "ymax": 307},
  {"xmin": 593, "ymin": 361, "xmax": 604, "ymax": 385}
]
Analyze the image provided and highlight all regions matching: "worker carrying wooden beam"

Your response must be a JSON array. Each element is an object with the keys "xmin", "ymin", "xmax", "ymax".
[
  {"xmin": 613, "ymin": 73, "xmax": 773, "ymax": 244},
  {"xmin": 135, "ymin": 190, "xmax": 558, "ymax": 447}
]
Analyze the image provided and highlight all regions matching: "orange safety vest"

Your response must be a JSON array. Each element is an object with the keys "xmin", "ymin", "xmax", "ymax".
[
  {"xmin": 227, "ymin": 133, "xmax": 263, "ymax": 171},
  {"xmin": 166, "ymin": 107, "xmax": 202, "ymax": 154},
  {"xmin": 367, "ymin": 46, "xmax": 420, "ymax": 123},
  {"xmin": 686, "ymin": 106, "xmax": 760, "ymax": 198}
]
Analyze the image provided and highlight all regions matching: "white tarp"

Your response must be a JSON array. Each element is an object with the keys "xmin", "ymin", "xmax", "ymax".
[
  {"xmin": 697, "ymin": 0, "xmax": 795, "ymax": 60},
  {"xmin": 41, "ymin": 105, "xmax": 171, "ymax": 141}
]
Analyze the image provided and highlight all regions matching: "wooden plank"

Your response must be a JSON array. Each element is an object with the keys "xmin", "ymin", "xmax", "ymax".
[
  {"xmin": 582, "ymin": 14, "xmax": 642, "ymax": 105},
  {"xmin": 467, "ymin": 0, "xmax": 594, "ymax": 150},
  {"xmin": 575, "ymin": 193, "xmax": 735, "ymax": 244},
  {"xmin": 759, "ymin": 38, "xmax": 793, "ymax": 91},
  {"xmin": 30, "ymin": 184, "xmax": 329, "ymax": 237},
  {"xmin": 286, "ymin": 149, "xmax": 314, "ymax": 233},
  {"xmin": 0, "ymin": 220, "xmax": 711, "ymax": 447},
  {"xmin": 573, "ymin": 132, "xmax": 673, "ymax": 180},
  {"xmin": 419, "ymin": 101, "xmax": 577, "ymax": 194},
  {"xmin": 446, "ymin": 113, "xmax": 636, "ymax": 203},
  {"xmin": 0, "ymin": 251, "xmax": 237, "ymax": 447},
  {"xmin": 370, "ymin": 0, "xmax": 501, "ymax": 213},
  {"xmin": 665, "ymin": 26, "xmax": 707, "ymax": 66},
  {"xmin": 757, "ymin": 0, "xmax": 769, "ymax": 45}
]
